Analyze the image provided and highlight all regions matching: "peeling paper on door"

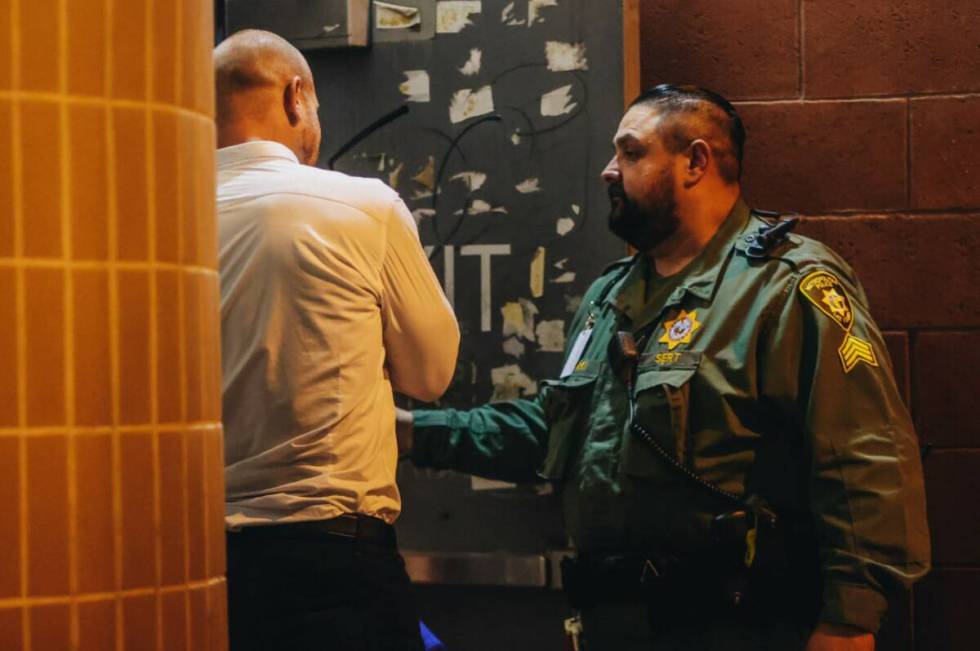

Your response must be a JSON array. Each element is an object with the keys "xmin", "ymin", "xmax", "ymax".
[
  {"xmin": 449, "ymin": 85, "xmax": 494, "ymax": 123},
  {"xmin": 459, "ymin": 48, "xmax": 482, "ymax": 76},
  {"xmin": 376, "ymin": 2, "xmax": 422, "ymax": 29},
  {"xmin": 490, "ymin": 364, "xmax": 537, "ymax": 401},
  {"xmin": 501, "ymin": 299, "xmax": 538, "ymax": 341},
  {"xmin": 545, "ymin": 41, "xmax": 588, "ymax": 71},
  {"xmin": 436, "ymin": 1, "xmax": 482, "ymax": 33},
  {"xmin": 399, "ymin": 70, "xmax": 430, "ymax": 103},
  {"xmin": 540, "ymin": 84, "xmax": 576, "ymax": 117},
  {"xmin": 536, "ymin": 320, "xmax": 566, "ymax": 352},
  {"xmin": 530, "ymin": 246, "xmax": 545, "ymax": 298}
]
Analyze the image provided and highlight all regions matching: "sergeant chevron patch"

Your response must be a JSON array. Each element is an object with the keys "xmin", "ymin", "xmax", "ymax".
[
  {"xmin": 799, "ymin": 270, "xmax": 878, "ymax": 373},
  {"xmin": 838, "ymin": 333, "xmax": 879, "ymax": 373}
]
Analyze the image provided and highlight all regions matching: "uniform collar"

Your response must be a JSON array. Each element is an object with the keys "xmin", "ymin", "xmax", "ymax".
[
  {"xmin": 216, "ymin": 140, "xmax": 300, "ymax": 170},
  {"xmin": 609, "ymin": 197, "xmax": 752, "ymax": 319}
]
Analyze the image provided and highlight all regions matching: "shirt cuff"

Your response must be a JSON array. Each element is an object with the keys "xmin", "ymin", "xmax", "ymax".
[
  {"xmin": 410, "ymin": 409, "xmax": 454, "ymax": 469},
  {"xmin": 819, "ymin": 583, "xmax": 888, "ymax": 634}
]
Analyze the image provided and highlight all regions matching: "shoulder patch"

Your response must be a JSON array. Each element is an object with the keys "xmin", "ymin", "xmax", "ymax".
[
  {"xmin": 798, "ymin": 270, "xmax": 878, "ymax": 373},
  {"xmin": 799, "ymin": 270, "xmax": 854, "ymax": 331}
]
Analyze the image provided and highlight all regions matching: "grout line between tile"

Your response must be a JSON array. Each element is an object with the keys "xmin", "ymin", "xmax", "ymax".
[
  {"xmin": 10, "ymin": 0, "xmax": 30, "ymax": 648},
  {"xmin": 0, "ymin": 577, "xmax": 227, "ymax": 610},
  {"xmin": 0, "ymin": 90, "xmax": 214, "ymax": 125},
  {"xmin": 798, "ymin": 0, "xmax": 805, "ymax": 99},
  {"xmin": 103, "ymin": 3, "xmax": 125, "ymax": 646},
  {"xmin": 0, "ymin": 422, "xmax": 222, "ymax": 436},
  {"xmin": 0, "ymin": 259, "xmax": 219, "ymax": 276},
  {"xmin": 906, "ymin": 97, "xmax": 913, "ymax": 209},
  {"xmin": 57, "ymin": 1, "xmax": 81, "ymax": 647},
  {"xmin": 174, "ymin": 5, "xmax": 194, "ymax": 646},
  {"xmin": 144, "ymin": 6, "xmax": 166, "ymax": 644}
]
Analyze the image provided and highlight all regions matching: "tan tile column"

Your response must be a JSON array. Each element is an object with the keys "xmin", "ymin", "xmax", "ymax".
[{"xmin": 0, "ymin": 1, "xmax": 226, "ymax": 649}]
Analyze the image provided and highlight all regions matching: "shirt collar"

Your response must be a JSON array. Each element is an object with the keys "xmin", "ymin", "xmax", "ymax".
[
  {"xmin": 609, "ymin": 197, "xmax": 752, "ymax": 317},
  {"xmin": 216, "ymin": 140, "xmax": 299, "ymax": 170}
]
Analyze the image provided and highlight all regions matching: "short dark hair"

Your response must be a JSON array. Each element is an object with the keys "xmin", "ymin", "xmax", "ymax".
[{"xmin": 629, "ymin": 84, "xmax": 745, "ymax": 183}]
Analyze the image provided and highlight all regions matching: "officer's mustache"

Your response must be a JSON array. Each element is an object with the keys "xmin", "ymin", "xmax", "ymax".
[{"xmin": 607, "ymin": 182, "xmax": 628, "ymax": 206}]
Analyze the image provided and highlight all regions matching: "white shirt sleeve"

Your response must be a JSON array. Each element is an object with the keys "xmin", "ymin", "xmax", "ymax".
[{"xmin": 380, "ymin": 197, "xmax": 460, "ymax": 401}]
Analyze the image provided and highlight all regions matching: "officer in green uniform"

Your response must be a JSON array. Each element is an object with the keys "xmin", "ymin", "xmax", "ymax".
[{"xmin": 397, "ymin": 85, "xmax": 930, "ymax": 650}]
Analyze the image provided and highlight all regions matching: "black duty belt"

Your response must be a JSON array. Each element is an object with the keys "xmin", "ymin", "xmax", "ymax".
[{"xmin": 230, "ymin": 513, "xmax": 397, "ymax": 549}]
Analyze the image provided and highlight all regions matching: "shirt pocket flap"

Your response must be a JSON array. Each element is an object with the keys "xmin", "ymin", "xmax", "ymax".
[{"xmin": 635, "ymin": 364, "xmax": 699, "ymax": 392}]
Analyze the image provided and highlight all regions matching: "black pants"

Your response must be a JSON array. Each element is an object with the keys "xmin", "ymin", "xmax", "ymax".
[{"xmin": 226, "ymin": 516, "xmax": 424, "ymax": 651}]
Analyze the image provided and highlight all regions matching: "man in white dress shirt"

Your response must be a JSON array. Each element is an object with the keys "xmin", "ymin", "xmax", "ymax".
[{"xmin": 214, "ymin": 29, "xmax": 460, "ymax": 651}]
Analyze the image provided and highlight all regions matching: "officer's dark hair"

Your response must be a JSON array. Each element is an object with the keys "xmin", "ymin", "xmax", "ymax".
[{"xmin": 629, "ymin": 84, "xmax": 745, "ymax": 184}]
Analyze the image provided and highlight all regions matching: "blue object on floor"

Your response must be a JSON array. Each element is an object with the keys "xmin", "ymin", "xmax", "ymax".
[{"xmin": 419, "ymin": 620, "xmax": 446, "ymax": 650}]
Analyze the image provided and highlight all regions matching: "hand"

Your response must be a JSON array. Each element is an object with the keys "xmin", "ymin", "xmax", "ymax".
[
  {"xmin": 805, "ymin": 623, "xmax": 874, "ymax": 651},
  {"xmin": 395, "ymin": 407, "xmax": 414, "ymax": 458}
]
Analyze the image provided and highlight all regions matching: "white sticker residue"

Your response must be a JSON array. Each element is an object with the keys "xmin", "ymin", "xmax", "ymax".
[
  {"xmin": 515, "ymin": 178, "xmax": 541, "ymax": 194},
  {"xmin": 501, "ymin": 299, "xmax": 538, "ymax": 341},
  {"xmin": 471, "ymin": 476, "xmax": 518, "ymax": 491},
  {"xmin": 536, "ymin": 320, "xmax": 566, "ymax": 352},
  {"xmin": 454, "ymin": 199, "xmax": 507, "ymax": 215},
  {"xmin": 501, "ymin": 1, "xmax": 524, "ymax": 25},
  {"xmin": 571, "ymin": 203, "xmax": 581, "ymax": 215},
  {"xmin": 388, "ymin": 162, "xmax": 404, "ymax": 189},
  {"xmin": 490, "ymin": 364, "xmax": 537, "ymax": 401},
  {"xmin": 545, "ymin": 41, "xmax": 588, "ymax": 72},
  {"xmin": 556, "ymin": 217, "xmax": 575, "ymax": 236},
  {"xmin": 528, "ymin": 0, "xmax": 558, "ymax": 26},
  {"xmin": 399, "ymin": 70, "xmax": 430, "ymax": 103},
  {"xmin": 541, "ymin": 84, "xmax": 576, "ymax": 117},
  {"xmin": 412, "ymin": 156, "xmax": 436, "ymax": 189},
  {"xmin": 411, "ymin": 208, "xmax": 435, "ymax": 223},
  {"xmin": 436, "ymin": 1, "xmax": 482, "ymax": 33},
  {"xmin": 510, "ymin": 132, "xmax": 522, "ymax": 145},
  {"xmin": 459, "ymin": 48, "xmax": 482, "ymax": 76},
  {"xmin": 502, "ymin": 336, "xmax": 526, "ymax": 358},
  {"xmin": 322, "ymin": 24, "xmax": 341, "ymax": 33},
  {"xmin": 449, "ymin": 85, "xmax": 494, "ymax": 123},
  {"xmin": 554, "ymin": 257, "xmax": 568, "ymax": 269},
  {"xmin": 551, "ymin": 271, "xmax": 576, "ymax": 283},
  {"xmin": 530, "ymin": 246, "xmax": 545, "ymax": 298},
  {"xmin": 376, "ymin": 2, "xmax": 422, "ymax": 29},
  {"xmin": 450, "ymin": 171, "xmax": 487, "ymax": 191}
]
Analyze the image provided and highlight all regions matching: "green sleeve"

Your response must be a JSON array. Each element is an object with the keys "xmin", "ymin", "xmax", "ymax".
[
  {"xmin": 411, "ymin": 396, "xmax": 550, "ymax": 484},
  {"xmin": 409, "ymin": 263, "xmax": 627, "ymax": 484},
  {"xmin": 761, "ymin": 264, "xmax": 931, "ymax": 634}
]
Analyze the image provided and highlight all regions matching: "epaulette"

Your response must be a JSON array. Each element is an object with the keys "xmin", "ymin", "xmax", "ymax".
[{"xmin": 743, "ymin": 210, "xmax": 800, "ymax": 258}]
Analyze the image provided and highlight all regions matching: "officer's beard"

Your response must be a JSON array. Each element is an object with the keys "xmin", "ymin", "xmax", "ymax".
[{"xmin": 606, "ymin": 177, "xmax": 679, "ymax": 253}]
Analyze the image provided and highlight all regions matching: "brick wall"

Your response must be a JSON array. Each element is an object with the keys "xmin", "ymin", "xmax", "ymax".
[{"xmin": 640, "ymin": 1, "xmax": 980, "ymax": 649}]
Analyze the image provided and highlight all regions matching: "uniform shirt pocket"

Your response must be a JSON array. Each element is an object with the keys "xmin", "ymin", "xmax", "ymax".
[
  {"xmin": 537, "ymin": 368, "xmax": 600, "ymax": 482},
  {"xmin": 621, "ymin": 356, "xmax": 700, "ymax": 480}
]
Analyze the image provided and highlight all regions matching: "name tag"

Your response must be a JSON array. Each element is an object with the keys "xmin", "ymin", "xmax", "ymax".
[
  {"xmin": 638, "ymin": 350, "xmax": 702, "ymax": 370},
  {"xmin": 560, "ymin": 328, "xmax": 593, "ymax": 378}
]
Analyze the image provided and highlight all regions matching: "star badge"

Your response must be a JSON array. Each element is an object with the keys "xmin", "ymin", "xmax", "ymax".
[
  {"xmin": 659, "ymin": 309, "xmax": 702, "ymax": 351},
  {"xmin": 821, "ymin": 288, "xmax": 851, "ymax": 323}
]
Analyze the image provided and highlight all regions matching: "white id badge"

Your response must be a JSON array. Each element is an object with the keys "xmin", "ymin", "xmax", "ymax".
[{"xmin": 559, "ymin": 328, "xmax": 593, "ymax": 378}]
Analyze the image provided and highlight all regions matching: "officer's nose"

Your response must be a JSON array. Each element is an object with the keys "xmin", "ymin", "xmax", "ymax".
[{"xmin": 601, "ymin": 156, "xmax": 620, "ymax": 184}]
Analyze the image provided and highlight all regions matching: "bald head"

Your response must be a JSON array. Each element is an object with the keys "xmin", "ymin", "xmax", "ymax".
[{"xmin": 214, "ymin": 29, "xmax": 322, "ymax": 164}]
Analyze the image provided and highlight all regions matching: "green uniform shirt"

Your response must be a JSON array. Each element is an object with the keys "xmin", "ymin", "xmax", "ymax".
[{"xmin": 412, "ymin": 199, "xmax": 930, "ymax": 633}]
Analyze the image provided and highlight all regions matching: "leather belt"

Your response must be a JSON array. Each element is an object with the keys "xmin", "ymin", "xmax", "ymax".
[{"xmin": 231, "ymin": 513, "xmax": 397, "ymax": 549}]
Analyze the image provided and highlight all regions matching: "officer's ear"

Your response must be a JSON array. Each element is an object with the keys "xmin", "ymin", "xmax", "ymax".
[{"xmin": 683, "ymin": 139, "xmax": 710, "ymax": 188}]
